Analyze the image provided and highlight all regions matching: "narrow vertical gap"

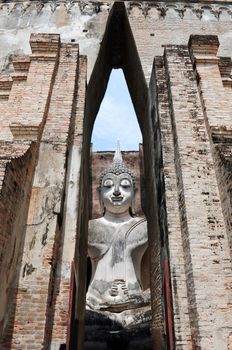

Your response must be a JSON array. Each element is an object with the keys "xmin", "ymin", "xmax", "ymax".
[
  {"xmin": 91, "ymin": 68, "xmax": 142, "ymax": 151},
  {"xmin": 73, "ymin": 2, "xmax": 168, "ymax": 349}
]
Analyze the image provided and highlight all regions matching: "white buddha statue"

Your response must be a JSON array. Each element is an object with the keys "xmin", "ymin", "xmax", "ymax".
[{"xmin": 86, "ymin": 146, "xmax": 151, "ymax": 329}]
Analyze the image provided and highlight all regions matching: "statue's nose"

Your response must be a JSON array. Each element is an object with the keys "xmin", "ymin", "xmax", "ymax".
[{"xmin": 113, "ymin": 184, "xmax": 121, "ymax": 196}]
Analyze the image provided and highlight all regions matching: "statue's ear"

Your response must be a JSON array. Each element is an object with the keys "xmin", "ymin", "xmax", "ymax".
[
  {"xmin": 130, "ymin": 187, "xmax": 137, "ymax": 216},
  {"xmin": 98, "ymin": 187, "xmax": 105, "ymax": 215}
]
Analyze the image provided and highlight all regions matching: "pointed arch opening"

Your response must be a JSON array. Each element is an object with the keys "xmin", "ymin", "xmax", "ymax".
[
  {"xmin": 91, "ymin": 68, "xmax": 142, "ymax": 151},
  {"xmin": 70, "ymin": 2, "xmax": 172, "ymax": 350}
]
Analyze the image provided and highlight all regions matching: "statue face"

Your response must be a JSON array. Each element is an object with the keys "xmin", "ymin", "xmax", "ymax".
[{"xmin": 100, "ymin": 172, "xmax": 134, "ymax": 215}]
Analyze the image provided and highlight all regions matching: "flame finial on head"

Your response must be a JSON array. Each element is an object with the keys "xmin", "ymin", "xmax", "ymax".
[
  {"xmin": 113, "ymin": 140, "xmax": 123, "ymax": 164},
  {"xmin": 99, "ymin": 140, "xmax": 136, "ymax": 188}
]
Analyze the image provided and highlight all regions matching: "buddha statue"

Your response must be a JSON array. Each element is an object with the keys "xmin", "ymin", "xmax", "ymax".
[{"xmin": 86, "ymin": 146, "xmax": 151, "ymax": 339}]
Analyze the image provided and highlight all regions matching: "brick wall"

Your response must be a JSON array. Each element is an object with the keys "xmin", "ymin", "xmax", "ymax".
[
  {"xmin": 49, "ymin": 53, "xmax": 87, "ymax": 349},
  {"xmin": 152, "ymin": 56, "xmax": 192, "ymax": 349},
  {"xmin": 0, "ymin": 5, "xmax": 231, "ymax": 349},
  {"xmin": 162, "ymin": 41, "xmax": 232, "ymax": 349},
  {"xmin": 189, "ymin": 35, "xmax": 232, "ymax": 267},
  {"xmin": 0, "ymin": 35, "xmax": 86, "ymax": 350},
  {"xmin": 0, "ymin": 144, "xmax": 36, "ymax": 340}
]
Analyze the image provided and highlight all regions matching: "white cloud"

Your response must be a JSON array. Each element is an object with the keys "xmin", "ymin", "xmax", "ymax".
[{"xmin": 91, "ymin": 69, "xmax": 142, "ymax": 151}]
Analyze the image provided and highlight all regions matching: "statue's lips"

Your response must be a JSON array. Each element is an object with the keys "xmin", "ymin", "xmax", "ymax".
[{"xmin": 111, "ymin": 196, "xmax": 123, "ymax": 202}]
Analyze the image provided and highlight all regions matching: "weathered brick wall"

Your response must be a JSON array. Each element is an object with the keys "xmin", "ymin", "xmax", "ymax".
[
  {"xmin": 214, "ymin": 144, "xmax": 232, "ymax": 243},
  {"xmin": 0, "ymin": 144, "xmax": 36, "ymax": 339},
  {"xmin": 152, "ymin": 56, "xmax": 192, "ymax": 349},
  {"xmin": 162, "ymin": 41, "xmax": 232, "ymax": 349},
  {"xmin": 0, "ymin": 34, "xmax": 62, "ymax": 345},
  {"xmin": 147, "ymin": 62, "xmax": 167, "ymax": 348},
  {"xmin": 189, "ymin": 35, "xmax": 232, "ymax": 266},
  {"xmin": 1, "ymin": 1, "xmax": 232, "ymax": 83},
  {"xmin": 10, "ymin": 43, "xmax": 80, "ymax": 350},
  {"xmin": 49, "ymin": 55, "xmax": 87, "ymax": 349},
  {"xmin": 218, "ymin": 59, "xmax": 232, "ymax": 259},
  {"xmin": 0, "ymin": 35, "xmax": 86, "ymax": 350},
  {"xmin": 127, "ymin": 2, "xmax": 232, "ymax": 81},
  {"xmin": 0, "ymin": 3, "xmax": 231, "ymax": 350}
]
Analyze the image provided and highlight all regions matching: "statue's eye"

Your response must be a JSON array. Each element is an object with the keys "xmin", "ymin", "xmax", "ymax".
[
  {"xmin": 103, "ymin": 179, "xmax": 114, "ymax": 188},
  {"xmin": 120, "ymin": 179, "xmax": 131, "ymax": 188}
]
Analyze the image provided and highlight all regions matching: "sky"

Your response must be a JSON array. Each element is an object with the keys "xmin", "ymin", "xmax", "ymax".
[{"xmin": 91, "ymin": 69, "xmax": 142, "ymax": 151}]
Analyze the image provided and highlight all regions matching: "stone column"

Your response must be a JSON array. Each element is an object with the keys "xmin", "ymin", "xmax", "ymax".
[
  {"xmin": 0, "ymin": 34, "xmax": 60, "ymax": 348},
  {"xmin": 152, "ymin": 56, "xmax": 192, "ymax": 349},
  {"xmin": 0, "ymin": 35, "xmax": 87, "ymax": 349},
  {"xmin": 188, "ymin": 35, "xmax": 231, "ymax": 134},
  {"xmin": 164, "ymin": 43, "xmax": 232, "ymax": 349},
  {"xmin": 0, "ymin": 34, "xmax": 67, "ymax": 350},
  {"xmin": 50, "ymin": 55, "xmax": 87, "ymax": 350},
  {"xmin": 189, "ymin": 35, "xmax": 232, "ymax": 256},
  {"xmin": 9, "ymin": 34, "xmax": 60, "ymax": 141},
  {"xmin": 218, "ymin": 57, "xmax": 232, "ymax": 102},
  {"xmin": 0, "ymin": 76, "xmax": 13, "ymax": 141}
]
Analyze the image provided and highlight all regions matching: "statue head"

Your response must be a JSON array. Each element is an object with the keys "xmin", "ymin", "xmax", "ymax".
[{"xmin": 99, "ymin": 143, "xmax": 136, "ymax": 216}]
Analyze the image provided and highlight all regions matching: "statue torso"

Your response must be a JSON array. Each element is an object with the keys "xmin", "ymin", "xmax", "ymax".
[{"xmin": 86, "ymin": 216, "xmax": 149, "ymax": 312}]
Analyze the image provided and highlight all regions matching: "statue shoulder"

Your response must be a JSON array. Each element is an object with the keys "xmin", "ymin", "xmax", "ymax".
[
  {"xmin": 88, "ymin": 217, "xmax": 114, "ymax": 243},
  {"xmin": 131, "ymin": 216, "xmax": 147, "ymax": 228},
  {"xmin": 88, "ymin": 218, "xmax": 101, "ymax": 237},
  {"xmin": 125, "ymin": 216, "xmax": 147, "ymax": 242},
  {"xmin": 89, "ymin": 217, "xmax": 105, "ymax": 231}
]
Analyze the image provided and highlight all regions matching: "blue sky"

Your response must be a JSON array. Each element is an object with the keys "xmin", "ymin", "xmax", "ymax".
[{"xmin": 91, "ymin": 69, "xmax": 142, "ymax": 151}]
